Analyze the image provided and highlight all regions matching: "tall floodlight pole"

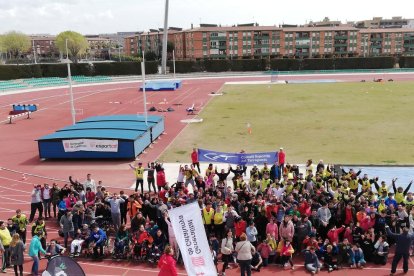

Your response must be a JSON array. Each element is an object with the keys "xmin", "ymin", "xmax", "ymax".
[
  {"xmin": 32, "ymin": 40, "xmax": 37, "ymax": 64},
  {"xmin": 161, "ymin": 0, "xmax": 169, "ymax": 74},
  {"xmin": 65, "ymin": 39, "xmax": 76, "ymax": 125},
  {"xmin": 172, "ymin": 50, "xmax": 176, "ymax": 80},
  {"xmin": 141, "ymin": 51, "xmax": 148, "ymax": 125}
]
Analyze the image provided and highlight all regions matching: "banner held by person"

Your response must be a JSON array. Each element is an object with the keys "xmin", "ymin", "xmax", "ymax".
[
  {"xmin": 198, "ymin": 148, "xmax": 277, "ymax": 165},
  {"xmin": 169, "ymin": 202, "xmax": 216, "ymax": 276}
]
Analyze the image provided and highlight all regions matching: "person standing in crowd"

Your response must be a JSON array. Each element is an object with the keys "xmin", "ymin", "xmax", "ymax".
[
  {"xmin": 83, "ymin": 173, "xmax": 96, "ymax": 193},
  {"xmin": 158, "ymin": 245, "xmax": 177, "ymax": 276},
  {"xmin": 31, "ymin": 218, "xmax": 47, "ymax": 254},
  {"xmin": 41, "ymin": 183, "xmax": 52, "ymax": 220},
  {"xmin": 317, "ymin": 202, "xmax": 331, "ymax": 239},
  {"xmin": 147, "ymin": 162, "xmax": 157, "ymax": 193},
  {"xmin": 220, "ymin": 229, "xmax": 234, "ymax": 276},
  {"xmin": 191, "ymin": 148, "xmax": 201, "ymax": 173},
  {"xmin": 235, "ymin": 233, "xmax": 256, "ymax": 276},
  {"xmin": 119, "ymin": 191, "xmax": 128, "ymax": 225},
  {"xmin": 50, "ymin": 183, "xmax": 61, "ymax": 219},
  {"xmin": 29, "ymin": 185, "xmax": 43, "ymax": 223},
  {"xmin": 277, "ymin": 148, "xmax": 285, "ymax": 176},
  {"xmin": 9, "ymin": 233, "xmax": 24, "ymax": 276},
  {"xmin": 130, "ymin": 162, "xmax": 145, "ymax": 193},
  {"xmin": 106, "ymin": 192, "xmax": 125, "ymax": 231},
  {"xmin": 60, "ymin": 210, "xmax": 74, "ymax": 248},
  {"xmin": 0, "ymin": 221, "xmax": 12, "ymax": 273},
  {"xmin": 386, "ymin": 225, "xmax": 414, "ymax": 275},
  {"xmin": 246, "ymin": 222, "xmax": 258, "ymax": 246},
  {"xmin": 11, "ymin": 210, "xmax": 28, "ymax": 244},
  {"xmin": 28, "ymin": 231, "xmax": 48, "ymax": 276}
]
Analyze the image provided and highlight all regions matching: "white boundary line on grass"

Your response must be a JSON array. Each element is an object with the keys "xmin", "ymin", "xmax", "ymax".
[{"xmin": 153, "ymin": 82, "xmax": 226, "ymax": 162}]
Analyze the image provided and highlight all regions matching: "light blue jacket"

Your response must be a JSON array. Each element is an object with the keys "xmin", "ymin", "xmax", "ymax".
[{"xmin": 29, "ymin": 235, "xmax": 46, "ymax": 257}]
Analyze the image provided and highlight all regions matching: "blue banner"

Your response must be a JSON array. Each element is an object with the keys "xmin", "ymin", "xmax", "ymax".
[{"xmin": 198, "ymin": 149, "xmax": 277, "ymax": 165}]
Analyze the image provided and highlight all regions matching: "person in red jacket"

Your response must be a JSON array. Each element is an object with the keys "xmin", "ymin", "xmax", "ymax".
[
  {"xmin": 158, "ymin": 245, "xmax": 178, "ymax": 276},
  {"xmin": 327, "ymin": 225, "xmax": 345, "ymax": 244},
  {"xmin": 234, "ymin": 217, "xmax": 247, "ymax": 241},
  {"xmin": 191, "ymin": 148, "xmax": 201, "ymax": 173}
]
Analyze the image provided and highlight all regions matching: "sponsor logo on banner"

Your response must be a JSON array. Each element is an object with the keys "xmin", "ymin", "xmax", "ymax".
[
  {"xmin": 198, "ymin": 148, "xmax": 277, "ymax": 165},
  {"xmin": 62, "ymin": 139, "xmax": 118, "ymax": 152},
  {"xmin": 169, "ymin": 202, "xmax": 216, "ymax": 276}
]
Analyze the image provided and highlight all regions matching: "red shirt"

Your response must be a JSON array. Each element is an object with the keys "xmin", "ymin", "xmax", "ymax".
[
  {"xmin": 191, "ymin": 151, "xmax": 198, "ymax": 163},
  {"xmin": 157, "ymin": 171, "xmax": 166, "ymax": 187},
  {"xmin": 278, "ymin": 151, "xmax": 285, "ymax": 164},
  {"xmin": 234, "ymin": 220, "xmax": 247, "ymax": 238},
  {"xmin": 158, "ymin": 189, "xmax": 168, "ymax": 203},
  {"xmin": 158, "ymin": 254, "xmax": 178, "ymax": 276},
  {"xmin": 327, "ymin": 227, "xmax": 344, "ymax": 244}
]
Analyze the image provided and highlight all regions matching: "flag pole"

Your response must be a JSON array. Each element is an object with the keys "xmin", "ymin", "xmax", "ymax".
[{"xmin": 141, "ymin": 51, "xmax": 148, "ymax": 126}]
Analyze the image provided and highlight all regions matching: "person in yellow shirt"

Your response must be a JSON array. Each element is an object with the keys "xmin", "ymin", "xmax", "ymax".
[
  {"xmin": 260, "ymin": 173, "xmax": 273, "ymax": 193},
  {"xmin": 0, "ymin": 220, "xmax": 12, "ymax": 272},
  {"xmin": 202, "ymin": 202, "xmax": 215, "ymax": 236},
  {"xmin": 392, "ymin": 178, "xmax": 412, "ymax": 204},
  {"xmin": 213, "ymin": 205, "xmax": 225, "ymax": 240},
  {"xmin": 129, "ymin": 162, "xmax": 145, "ymax": 193}
]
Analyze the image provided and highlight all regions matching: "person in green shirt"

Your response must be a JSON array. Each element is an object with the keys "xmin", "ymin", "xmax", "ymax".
[{"xmin": 11, "ymin": 209, "xmax": 28, "ymax": 244}]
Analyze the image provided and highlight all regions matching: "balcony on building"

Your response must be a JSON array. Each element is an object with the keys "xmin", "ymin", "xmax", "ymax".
[{"xmin": 334, "ymin": 31, "xmax": 348, "ymax": 40}]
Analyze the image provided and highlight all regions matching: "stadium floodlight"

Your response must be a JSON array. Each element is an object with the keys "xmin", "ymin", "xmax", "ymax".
[
  {"xmin": 161, "ymin": 0, "xmax": 169, "ymax": 74},
  {"xmin": 65, "ymin": 39, "xmax": 76, "ymax": 125},
  {"xmin": 141, "ymin": 51, "xmax": 148, "ymax": 126}
]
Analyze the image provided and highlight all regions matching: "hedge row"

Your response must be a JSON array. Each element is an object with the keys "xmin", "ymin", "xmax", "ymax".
[
  {"xmin": 399, "ymin": 56, "xmax": 414, "ymax": 68},
  {"xmin": 0, "ymin": 57, "xmax": 409, "ymax": 80},
  {"xmin": 168, "ymin": 57, "xmax": 397, "ymax": 73},
  {"xmin": 0, "ymin": 61, "xmax": 159, "ymax": 80}
]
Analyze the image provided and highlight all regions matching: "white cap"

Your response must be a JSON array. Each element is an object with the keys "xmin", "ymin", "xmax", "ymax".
[{"xmin": 280, "ymin": 147, "xmax": 283, "ymax": 150}]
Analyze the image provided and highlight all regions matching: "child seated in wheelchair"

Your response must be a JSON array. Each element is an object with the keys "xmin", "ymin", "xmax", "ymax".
[
  {"xmin": 147, "ymin": 242, "xmax": 162, "ymax": 264},
  {"xmin": 131, "ymin": 224, "xmax": 153, "ymax": 261},
  {"xmin": 113, "ymin": 225, "xmax": 130, "ymax": 259}
]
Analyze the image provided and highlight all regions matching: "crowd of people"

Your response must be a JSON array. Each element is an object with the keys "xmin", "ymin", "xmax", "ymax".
[{"xmin": 1, "ymin": 149, "xmax": 414, "ymax": 276}]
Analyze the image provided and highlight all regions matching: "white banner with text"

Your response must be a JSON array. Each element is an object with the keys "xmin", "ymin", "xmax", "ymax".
[{"xmin": 168, "ymin": 202, "xmax": 216, "ymax": 276}]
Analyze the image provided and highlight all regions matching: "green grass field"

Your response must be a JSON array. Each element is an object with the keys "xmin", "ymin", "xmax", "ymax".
[{"xmin": 161, "ymin": 82, "xmax": 414, "ymax": 165}]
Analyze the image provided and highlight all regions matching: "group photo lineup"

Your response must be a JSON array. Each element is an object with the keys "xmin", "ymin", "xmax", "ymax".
[{"xmin": 1, "ymin": 1, "xmax": 414, "ymax": 276}]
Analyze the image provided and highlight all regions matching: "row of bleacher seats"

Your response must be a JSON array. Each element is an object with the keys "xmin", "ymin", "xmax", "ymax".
[
  {"xmin": 0, "ymin": 81, "xmax": 28, "ymax": 91},
  {"xmin": 0, "ymin": 76, "xmax": 113, "ymax": 92}
]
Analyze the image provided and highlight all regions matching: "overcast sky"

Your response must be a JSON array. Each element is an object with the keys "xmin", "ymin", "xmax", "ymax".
[{"xmin": 1, "ymin": 0, "xmax": 414, "ymax": 35}]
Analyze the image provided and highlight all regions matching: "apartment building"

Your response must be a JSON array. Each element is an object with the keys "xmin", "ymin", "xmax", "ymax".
[
  {"xmin": 123, "ymin": 24, "xmax": 414, "ymax": 60},
  {"xmin": 355, "ymin": 17, "xmax": 414, "ymax": 29},
  {"xmin": 30, "ymin": 36, "xmax": 59, "ymax": 58}
]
